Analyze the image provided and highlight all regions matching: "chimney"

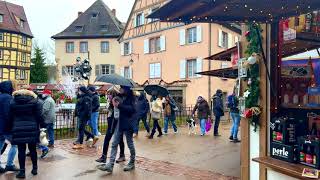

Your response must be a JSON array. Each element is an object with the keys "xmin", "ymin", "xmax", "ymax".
[
  {"xmin": 111, "ymin": 9, "xmax": 116, "ymax": 17},
  {"xmin": 78, "ymin": 11, "xmax": 83, "ymax": 17}
]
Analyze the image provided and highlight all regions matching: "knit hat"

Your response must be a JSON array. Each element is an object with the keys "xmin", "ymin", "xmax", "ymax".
[
  {"xmin": 79, "ymin": 86, "xmax": 88, "ymax": 94},
  {"xmin": 88, "ymin": 86, "xmax": 96, "ymax": 92},
  {"xmin": 43, "ymin": 89, "xmax": 52, "ymax": 95}
]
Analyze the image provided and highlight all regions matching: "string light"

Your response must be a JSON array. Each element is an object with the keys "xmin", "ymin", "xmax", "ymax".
[{"xmin": 244, "ymin": 4, "xmax": 247, "ymax": 8}]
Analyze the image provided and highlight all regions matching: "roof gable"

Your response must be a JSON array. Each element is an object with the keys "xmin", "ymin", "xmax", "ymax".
[
  {"xmin": 52, "ymin": 0, "xmax": 123, "ymax": 39},
  {"xmin": 0, "ymin": 1, "xmax": 33, "ymax": 37}
]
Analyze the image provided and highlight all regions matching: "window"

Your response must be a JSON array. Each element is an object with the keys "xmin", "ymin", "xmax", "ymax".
[
  {"xmin": 187, "ymin": 27, "xmax": 197, "ymax": 44},
  {"xmin": 219, "ymin": 31, "xmax": 229, "ymax": 48},
  {"xmin": 124, "ymin": 67, "xmax": 130, "ymax": 79},
  {"xmin": 21, "ymin": 53, "xmax": 27, "ymax": 64},
  {"xmin": 0, "ymin": 50, "xmax": 3, "ymax": 60},
  {"xmin": 101, "ymin": 41, "xmax": 110, "ymax": 53},
  {"xmin": 17, "ymin": 70, "xmax": 26, "ymax": 80},
  {"xmin": 96, "ymin": 64, "xmax": 115, "ymax": 76},
  {"xmin": 0, "ymin": 33, "xmax": 3, "ymax": 41},
  {"xmin": 149, "ymin": 37, "xmax": 161, "ymax": 53},
  {"xmin": 22, "ymin": 36, "xmax": 27, "ymax": 45},
  {"xmin": 0, "ymin": 68, "xmax": 2, "ymax": 78},
  {"xmin": 136, "ymin": 13, "xmax": 144, "ymax": 27},
  {"xmin": 66, "ymin": 42, "xmax": 74, "ymax": 53},
  {"xmin": 187, "ymin": 59, "xmax": 197, "ymax": 78},
  {"xmin": 75, "ymin": 26, "xmax": 83, "ymax": 32},
  {"xmin": 221, "ymin": 62, "xmax": 229, "ymax": 69},
  {"xmin": 92, "ymin": 12, "xmax": 98, "ymax": 18},
  {"xmin": 66, "ymin": 66, "xmax": 75, "ymax": 76},
  {"xmin": 124, "ymin": 42, "xmax": 130, "ymax": 55},
  {"xmin": 20, "ymin": 19, "xmax": 24, "ymax": 28},
  {"xmin": 100, "ymin": 25, "xmax": 108, "ymax": 32},
  {"xmin": 80, "ymin": 42, "xmax": 88, "ymax": 53},
  {"xmin": 149, "ymin": 63, "xmax": 161, "ymax": 79},
  {"xmin": 0, "ymin": 15, "xmax": 3, "ymax": 23}
]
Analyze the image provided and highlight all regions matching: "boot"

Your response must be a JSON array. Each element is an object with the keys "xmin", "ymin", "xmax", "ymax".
[
  {"xmin": 116, "ymin": 156, "xmax": 126, "ymax": 163},
  {"xmin": 123, "ymin": 161, "xmax": 135, "ymax": 171},
  {"xmin": 96, "ymin": 155, "xmax": 106, "ymax": 163},
  {"xmin": 229, "ymin": 136, "xmax": 234, "ymax": 141},
  {"xmin": 98, "ymin": 163, "xmax": 113, "ymax": 173},
  {"xmin": 0, "ymin": 167, "xmax": 6, "ymax": 174},
  {"xmin": 16, "ymin": 170, "xmax": 26, "ymax": 179},
  {"xmin": 31, "ymin": 168, "xmax": 38, "ymax": 175}
]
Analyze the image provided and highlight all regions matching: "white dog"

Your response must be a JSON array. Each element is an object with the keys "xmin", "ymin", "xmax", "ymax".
[
  {"xmin": 186, "ymin": 118, "xmax": 196, "ymax": 135},
  {"xmin": 40, "ymin": 128, "xmax": 49, "ymax": 146}
]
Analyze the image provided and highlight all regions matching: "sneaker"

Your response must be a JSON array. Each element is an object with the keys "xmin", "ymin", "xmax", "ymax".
[
  {"xmin": 233, "ymin": 139, "xmax": 241, "ymax": 143},
  {"xmin": 229, "ymin": 136, "xmax": 234, "ymax": 141},
  {"xmin": 97, "ymin": 132, "xmax": 102, "ymax": 136},
  {"xmin": 116, "ymin": 156, "xmax": 126, "ymax": 163},
  {"xmin": 98, "ymin": 163, "xmax": 113, "ymax": 173},
  {"xmin": 214, "ymin": 134, "xmax": 221, "ymax": 137},
  {"xmin": 73, "ymin": 141, "xmax": 80, "ymax": 145},
  {"xmin": 123, "ymin": 162, "xmax": 135, "ymax": 172},
  {"xmin": 174, "ymin": 130, "xmax": 178, "ymax": 134},
  {"xmin": 96, "ymin": 156, "xmax": 106, "ymax": 163},
  {"xmin": 5, "ymin": 165, "xmax": 19, "ymax": 172},
  {"xmin": 200, "ymin": 134, "xmax": 204, "ymax": 136},
  {"xmin": 41, "ymin": 149, "xmax": 49, "ymax": 158},
  {"xmin": 148, "ymin": 136, "xmax": 153, "ymax": 139},
  {"xmin": 31, "ymin": 168, "xmax": 38, "ymax": 175},
  {"xmin": 157, "ymin": 133, "xmax": 163, "ymax": 137},
  {"xmin": 16, "ymin": 171, "xmax": 25, "ymax": 179},
  {"xmin": 0, "ymin": 167, "xmax": 6, "ymax": 174},
  {"xmin": 92, "ymin": 137, "xmax": 99, "ymax": 146},
  {"xmin": 72, "ymin": 144, "xmax": 84, "ymax": 149},
  {"xmin": 163, "ymin": 132, "xmax": 168, "ymax": 135}
]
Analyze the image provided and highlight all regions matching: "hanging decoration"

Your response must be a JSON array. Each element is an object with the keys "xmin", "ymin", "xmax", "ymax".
[{"xmin": 243, "ymin": 23, "xmax": 262, "ymax": 132}]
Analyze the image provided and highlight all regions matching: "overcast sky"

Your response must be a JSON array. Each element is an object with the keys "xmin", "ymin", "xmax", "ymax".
[{"xmin": 6, "ymin": 0, "xmax": 134, "ymax": 64}]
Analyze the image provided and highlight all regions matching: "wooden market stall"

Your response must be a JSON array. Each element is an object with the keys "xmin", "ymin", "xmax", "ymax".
[{"xmin": 149, "ymin": 1, "xmax": 320, "ymax": 179}]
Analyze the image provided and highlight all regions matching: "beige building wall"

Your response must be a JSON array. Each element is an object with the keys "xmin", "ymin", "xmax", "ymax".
[{"xmin": 55, "ymin": 38, "xmax": 120, "ymax": 84}]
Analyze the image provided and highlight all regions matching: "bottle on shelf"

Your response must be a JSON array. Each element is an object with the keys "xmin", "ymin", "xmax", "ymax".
[
  {"xmin": 276, "ymin": 123, "xmax": 283, "ymax": 141},
  {"xmin": 311, "ymin": 123, "xmax": 318, "ymax": 137},
  {"xmin": 306, "ymin": 145, "xmax": 313, "ymax": 164},
  {"xmin": 300, "ymin": 144, "xmax": 306, "ymax": 162},
  {"xmin": 313, "ymin": 149, "xmax": 317, "ymax": 165}
]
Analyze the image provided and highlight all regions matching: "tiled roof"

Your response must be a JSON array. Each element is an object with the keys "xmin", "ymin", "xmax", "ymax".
[
  {"xmin": 0, "ymin": 1, "xmax": 33, "ymax": 37},
  {"xmin": 52, "ymin": 0, "xmax": 123, "ymax": 39}
]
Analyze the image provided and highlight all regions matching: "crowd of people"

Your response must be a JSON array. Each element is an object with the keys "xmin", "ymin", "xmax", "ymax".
[{"xmin": 0, "ymin": 80, "xmax": 241, "ymax": 178}]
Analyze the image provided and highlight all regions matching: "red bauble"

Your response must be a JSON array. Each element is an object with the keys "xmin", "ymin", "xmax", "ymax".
[{"xmin": 245, "ymin": 31, "xmax": 250, "ymax": 37}]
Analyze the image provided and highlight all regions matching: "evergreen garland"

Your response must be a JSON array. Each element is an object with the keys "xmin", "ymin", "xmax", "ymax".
[{"xmin": 244, "ymin": 23, "xmax": 262, "ymax": 132}]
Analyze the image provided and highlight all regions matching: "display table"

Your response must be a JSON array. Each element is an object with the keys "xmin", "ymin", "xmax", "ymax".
[{"xmin": 253, "ymin": 156, "xmax": 319, "ymax": 179}]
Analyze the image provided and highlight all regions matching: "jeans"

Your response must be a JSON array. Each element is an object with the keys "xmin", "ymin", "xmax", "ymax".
[
  {"xmin": 0, "ymin": 136, "xmax": 17, "ymax": 167},
  {"xmin": 164, "ymin": 116, "xmax": 178, "ymax": 133},
  {"xmin": 200, "ymin": 119, "xmax": 206, "ymax": 135},
  {"xmin": 38, "ymin": 145, "xmax": 49, "ymax": 152},
  {"xmin": 89, "ymin": 112, "xmax": 100, "ymax": 136},
  {"xmin": 230, "ymin": 112, "xmax": 241, "ymax": 139},
  {"xmin": 47, "ymin": 123, "xmax": 54, "ymax": 145},
  {"xmin": 109, "ymin": 129, "xmax": 135, "ymax": 166},
  {"xmin": 78, "ymin": 118, "xmax": 94, "ymax": 144},
  {"xmin": 214, "ymin": 116, "xmax": 221, "ymax": 135},
  {"xmin": 134, "ymin": 115, "xmax": 150, "ymax": 134},
  {"xmin": 150, "ymin": 119, "xmax": 162, "ymax": 137},
  {"xmin": 102, "ymin": 121, "xmax": 125, "ymax": 157},
  {"xmin": 17, "ymin": 143, "xmax": 37, "ymax": 170}
]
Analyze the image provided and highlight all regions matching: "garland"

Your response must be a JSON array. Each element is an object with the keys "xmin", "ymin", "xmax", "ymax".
[{"xmin": 243, "ymin": 23, "xmax": 262, "ymax": 132}]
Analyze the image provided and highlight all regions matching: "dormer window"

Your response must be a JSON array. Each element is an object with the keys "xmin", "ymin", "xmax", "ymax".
[
  {"xmin": 100, "ymin": 25, "xmax": 107, "ymax": 32},
  {"xmin": 92, "ymin": 12, "xmax": 98, "ymax": 18},
  {"xmin": 0, "ymin": 15, "xmax": 3, "ymax": 23},
  {"xmin": 20, "ymin": 19, "xmax": 24, "ymax": 28},
  {"xmin": 75, "ymin": 26, "xmax": 83, "ymax": 32}
]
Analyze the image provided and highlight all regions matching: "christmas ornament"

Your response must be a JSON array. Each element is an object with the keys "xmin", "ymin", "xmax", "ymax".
[
  {"xmin": 247, "ymin": 54, "xmax": 257, "ymax": 64},
  {"xmin": 244, "ymin": 90, "xmax": 251, "ymax": 98},
  {"xmin": 245, "ymin": 31, "xmax": 250, "ymax": 37},
  {"xmin": 248, "ymin": 78, "xmax": 252, "ymax": 85}
]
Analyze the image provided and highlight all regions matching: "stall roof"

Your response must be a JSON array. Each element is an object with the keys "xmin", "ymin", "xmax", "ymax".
[
  {"xmin": 197, "ymin": 67, "xmax": 238, "ymax": 79},
  {"xmin": 148, "ymin": 0, "xmax": 320, "ymax": 23},
  {"xmin": 205, "ymin": 46, "xmax": 238, "ymax": 61}
]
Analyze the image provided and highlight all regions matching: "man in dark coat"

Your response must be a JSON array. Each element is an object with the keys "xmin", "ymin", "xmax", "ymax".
[
  {"xmin": 212, "ymin": 89, "xmax": 224, "ymax": 136},
  {"xmin": 73, "ymin": 86, "xmax": 98, "ymax": 149},
  {"xmin": 98, "ymin": 86, "xmax": 136, "ymax": 173},
  {"xmin": 88, "ymin": 86, "xmax": 101, "ymax": 136},
  {"xmin": 8, "ymin": 89, "xmax": 46, "ymax": 178},
  {"xmin": 0, "ymin": 81, "xmax": 18, "ymax": 173},
  {"xmin": 133, "ymin": 92, "xmax": 150, "ymax": 137}
]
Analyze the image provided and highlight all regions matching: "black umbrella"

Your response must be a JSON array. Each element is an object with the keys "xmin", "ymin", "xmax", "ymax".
[
  {"xmin": 95, "ymin": 74, "xmax": 133, "ymax": 87},
  {"xmin": 144, "ymin": 85, "xmax": 169, "ymax": 97}
]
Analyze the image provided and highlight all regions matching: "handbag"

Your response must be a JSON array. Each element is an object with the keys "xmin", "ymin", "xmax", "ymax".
[
  {"xmin": 151, "ymin": 110, "xmax": 161, "ymax": 120},
  {"xmin": 205, "ymin": 118, "xmax": 212, "ymax": 132}
]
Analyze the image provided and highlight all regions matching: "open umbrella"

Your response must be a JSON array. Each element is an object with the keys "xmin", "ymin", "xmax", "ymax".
[
  {"xmin": 144, "ymin": 85, "xmax": 169, "ymax": 97},
  {"xmin": 95, "ymin": 74, "xmax": 133, "ymax": 87}
]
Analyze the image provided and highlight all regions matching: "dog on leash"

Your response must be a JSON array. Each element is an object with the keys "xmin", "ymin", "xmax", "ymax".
[{"xmin": 186, "ymin": 118, "xmax": 196, "ymax": 135}]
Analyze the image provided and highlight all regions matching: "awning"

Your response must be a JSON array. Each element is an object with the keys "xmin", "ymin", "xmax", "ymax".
[
  {"xmin": 197, "ymin": 67, "xmax": 238, "ymax": 79},
  {"xmin": 148, "ymin": 0, "xmax": 320, "ymax": 23},
  {"xmin": 205, "ymin": 46, "xmax": 238, "ymax": 61}
]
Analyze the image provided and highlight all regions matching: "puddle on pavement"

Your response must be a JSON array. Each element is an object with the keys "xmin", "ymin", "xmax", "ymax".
[{"xmin": 74, "ymin": 169, "xmax": 97, "ymax": 177}]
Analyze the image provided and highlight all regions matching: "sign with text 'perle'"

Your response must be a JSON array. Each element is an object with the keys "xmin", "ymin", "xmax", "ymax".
[{"xmin": 271, "ymin": 142, "xmax": 298, "ymax": 163}]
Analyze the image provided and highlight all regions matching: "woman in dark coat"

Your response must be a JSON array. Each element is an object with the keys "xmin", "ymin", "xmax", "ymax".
[
  {"xmin": 7, "ymin": 89, "xmax": 45, "ymax": 178},
  {"xmin": 192, "ymin": 95, "xmax": 211, "ymax": 136}
]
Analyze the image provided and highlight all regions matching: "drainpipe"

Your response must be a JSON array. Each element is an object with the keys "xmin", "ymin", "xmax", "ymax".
[{"xmin": 208, "ymin": 23, "xmax": 212, "ymax": 109}]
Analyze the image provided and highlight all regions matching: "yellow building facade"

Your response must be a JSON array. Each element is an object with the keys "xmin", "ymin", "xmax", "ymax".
[{"xmin": 0, "ymin": 1, "xmax": 33, "ymax": 85}]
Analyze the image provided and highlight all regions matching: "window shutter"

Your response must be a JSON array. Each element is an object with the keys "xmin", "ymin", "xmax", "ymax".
[
  {"xmin": 155, "ymin": 63, "xmax": 161, "ymax": 78},
  {"xmin": 160, "ymin": 35, "xmax": 166, "ymax": 51},
  {"xmin": 120, "ymin": 42, "xmax": 124, "ymax": 56},
  {"xmin": 179, "ymin": 29, "xmax": 186, "ymax": 46},
  {"xmin": 129, "ymin": 67, "xmax": 133, "ymax": 79},
  {"xmin": 133, "ymin": 15, "xmax": 136, "ymax": 27},
  {"xmin": 149, "ymin": 64, "xmax": 154, "ymax": 78},
  {"xmin": 196, "ymin": 58, "xmax": 202, "ymax": 77},
  {"xmin": 196, "ymin": 25, "xmax": 202, "ymax": 43},
  {"xmin": 62, "ymin": 66, "xmax": 66, "ymax": 76},
  {"xmin": 129, "ymin": 42, "xmax": 132, "ymax": 54},
  {"xmin": 120, "ymin": 67, "xmax": 124, "ymax": 77},
  {"xmin": 180, "ymin": 60, "xmax": 186, "ymax": 79},
  {"xmin": 218, "ymin": 29, "xmax": 223, "ymax": 47},
  {"xmin": 228, "ymin": 33, "xmax": 233, "ymax": 48},
  {"xmin": 235, "ymin": 36, "xmax": 239, "ymax": 43},
  {"xmin": 95, "ymin": 65, "xmax": 100, "ymax": 77},
  {"xmin": 144, "ymin": 39, "xmax": 149, "ymax": 54},
  {"xmin": 141, "ymin": 12, "xmax": 145, "ymax": 25}
]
